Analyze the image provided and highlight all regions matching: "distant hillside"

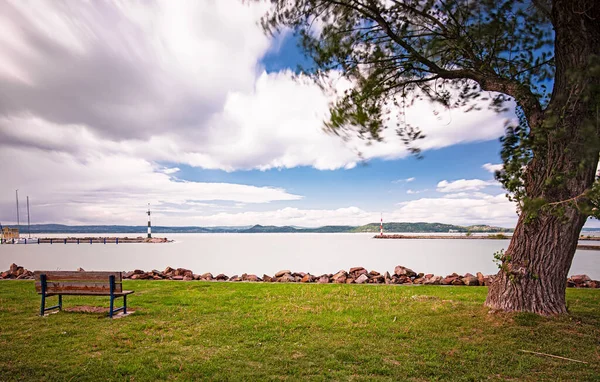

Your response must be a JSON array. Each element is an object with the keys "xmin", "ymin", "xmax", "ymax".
[
  {"xmin": 351, "ymin": 222, "xmax": 512, "ymax": 233},
  {"xmin": 11, "ymin": 222, "xmax": 512, "ymax": 234}
]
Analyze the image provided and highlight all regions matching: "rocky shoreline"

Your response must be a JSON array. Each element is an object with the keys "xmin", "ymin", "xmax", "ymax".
[{"xmin": 2, "ymin": 263, "xmax": 599, "ymax": 288}]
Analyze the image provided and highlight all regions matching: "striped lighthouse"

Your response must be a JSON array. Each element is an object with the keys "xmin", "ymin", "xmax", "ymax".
[
  {"xmin": 380, "ymin": 213, "xmax": 383, "ymax": 236},
  {"xmin": 147, "ymin": 204, "xmax": 152, "ymax": 239}
]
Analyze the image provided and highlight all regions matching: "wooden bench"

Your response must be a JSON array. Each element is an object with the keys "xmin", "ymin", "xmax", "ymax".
[{"xmin": 34, "ymin": 271, "xmax": 134, "ymax": 318}]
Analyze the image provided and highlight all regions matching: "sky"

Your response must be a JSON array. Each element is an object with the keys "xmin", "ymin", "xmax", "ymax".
[{"xmin": 0, "ymin": 0, "xmax": 586, "ymax": 229}]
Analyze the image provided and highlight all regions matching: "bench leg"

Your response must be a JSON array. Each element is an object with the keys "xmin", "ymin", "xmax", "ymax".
[
  {"xmin": 58, "ymin": 295, "xmax": 63, "ymax": 311},
  {"xmin": 109, "ymin": 295, "xmax": 114, "ymax": 318},
  {"xmin": 123, "ymin": 295, "xmax": 127, "ymax": 315},
  {"xmin": 40, "ymin": 294, "xmax": 45, "ymax": 316}
]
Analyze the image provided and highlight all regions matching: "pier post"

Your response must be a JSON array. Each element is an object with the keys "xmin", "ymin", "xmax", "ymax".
[
  {"xmin": 77, "ymin": 239, "xmax": 79, "ymax": 244},
  {"xmin": 90, "ymin": 238, "xmax": 92, "ymax": 244},
  {"xmin": 116, "ymin": 237, "xmax": 119, "ymax": 245},
  {"xmin": 64, "ymin": 239, "xmax": 66, "ymax": 244},
  {"xmin": 50, "ymin": 239, "xmax": 53, "ymax": 244}
]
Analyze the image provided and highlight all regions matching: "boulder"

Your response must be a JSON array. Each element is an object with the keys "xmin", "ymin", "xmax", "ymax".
[
  {"xmin": 334, "ymin": 275, "xmax": 347, "ymax": 284},
  {"xmin": 589, "ymin": 280, "xmax": 600, "ymax": 288},
  {"xmin": 423, "ymin": 275, "xmax": 442, "ymax": 285},
  {"xmin": 369, "ymin": 270, "xmax": 381, "ymax": 276},
  {"xmin": 183, "ymin": 270, "xmax": 194, "ymax": 278},
  {"xmin": 152, "ymin": 270, "xmax": 165, "ymax": 278},
  {"xmin": 317, "ymin": 275, "xmax": 330, "ymax": 284},
  {"xmin": 262, "ymin": 274, "xmax": 272, "ymax": 282},
  {"xmin": 275, "ymin": 270, "xmax": 291, "ymax": 278},
  {"xmin": 230, "ymin": 275, "xmax": 241, "ymax": 282},
  {"xmin": 370, "ymin": 275, "xmax": 385, "ymax": 284},
  {"xmin": 412, "ymin": 277, "xmax": 424, "ymax": 285},
  {"xmin": 215, "ymin": 274, "xmax": 229, "ymax": 281},
  {"xmin": 246, "ymin": 274, "xmax": 261, "ymax": 282},
  {"xmin": 451, "ymin": 278, "xmax": 465, "ymax": 286},
  {"xmin": 163, "ymin": 266, "xmax": 175, "ymax": 275},
  {"xmin": 133, "ymin": 269, "xmax": 145, "ymax": 275},
  {"xmin": 476, "ymin": 272, "xmax": 485, "ymax": 286},
  {"xmin": 332, "ymin": 270, "xmax": 347, "ymax": 282},
  {"xmin": 77, "ymin": 267, "xmax": 85, "ymax": 272},
  {"xmin": 346, "ymin": 278, "xmax": 355, "ymax": 284},
  {"xmin": 349, "ymin": 266, "xmax": 366, "ymax": 274},
  {"xmin": 183, "ymin": 275, "xmax": 193, "ymax": 281},
  {"xmin": 394, "ymin": 266, "xmax": 417, "ymax": 278},
  {"xmin": 172, "ymin": 275, "xmax": 184, "ymax": 281},
  {"xmin": 278, "ymin": 274, "xmax": 296, "ymax": 283},
  {"xmin": 301, "ymin": 274, "xmax": 314, "ymax": 283},
  {"xmin": 9, "ymin": 263, "xmax": 18, "ymax": 274},
  {"xmin": 384, "ymin": 271, "xmax": 392, "ymax": 281},
  {"xmin": 123, "ymin": 271, "xmax": 135, "ymax": 279},
  {"xmin": 462, "ymin": 275, "xmax": 479, "ymax": 286},
  {"xmin": 355, "ymin": 274, "xmax": 369, "ymax": 284}
]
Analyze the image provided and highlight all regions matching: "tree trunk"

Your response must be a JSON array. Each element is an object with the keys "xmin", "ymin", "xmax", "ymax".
[{"xmin": 485, "ymin": 0, "xmax": 600, "ymax": 315}]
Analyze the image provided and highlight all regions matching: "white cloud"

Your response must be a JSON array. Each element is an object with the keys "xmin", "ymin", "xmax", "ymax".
[
  {"xmin": 0, "ymin": 147, "xmax": 301, "ymax": 225},
  {"xmin": 393, "ymin": 193, "xmax": 517, "ymax": 227},
  {"xmin": 482, "ymin": 163, "xmax": 503, "ymax": 173},
  {"xmin": 406, "ymin": 189, "xmax": 427, "ymax": 194},
  {"xmin": 0, "ymin": 0, "xmax": 512, "ymax": 173},
  {"xmin": 437, "ymin": 179, "xmax": 499, "ymax": 193},
  {"xmin": 393, "ymin": 177, "xmax": 416, "ymax": 184},
  {"xmin": 0, "ymin": 1, "xmax": 517, "ymax": 225}
]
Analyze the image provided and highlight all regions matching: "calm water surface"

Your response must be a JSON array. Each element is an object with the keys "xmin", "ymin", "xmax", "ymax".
[{"xmin": 1, "ymin": 233, "xmax": 598, "ymax": 278}]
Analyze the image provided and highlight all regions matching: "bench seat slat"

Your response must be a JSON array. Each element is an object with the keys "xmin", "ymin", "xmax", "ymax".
[
  {"xmin": 43, "ymin": 290, "xmax": 134, "ymax": 297},
  {"xmin": 35, "ymin": 282, "xmax": 122, "ymax": 294}
]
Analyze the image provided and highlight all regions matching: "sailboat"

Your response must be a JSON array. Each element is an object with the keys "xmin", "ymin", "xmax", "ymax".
[{"xmin": 15, "ymin": 192, "xmax": 39, "ymax": 244}]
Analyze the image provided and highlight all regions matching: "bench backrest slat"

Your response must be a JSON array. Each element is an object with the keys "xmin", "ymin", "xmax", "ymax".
[{"xmin": 34, "ymin": 271, "xmax": 123, "ymax": 294}]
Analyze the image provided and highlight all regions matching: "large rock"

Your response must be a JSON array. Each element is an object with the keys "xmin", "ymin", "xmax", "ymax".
[
  {"xmin": 172, "ymin": 275, "xmax": 184, "ymax": 281},
  {"xmin": 423, "ymin": 275, "xmax": 442, "ymax": 285},
  {"xmin": 163, "ymin": 266, "xmax": 174, "ymax": 275},
  {"xmin": 183, "ymin": 275, "xmax": 193, "ymax": 281},
  {"xmin": 9, "ymin": 263, "xmax": 18, "ymax": 274},
  {"xmin": 462, "ymin": 275, "xmax": 479, "ymax": 286},
  {"xmin": 349, "ymin": 266, "xmax": 366, "ymax": 274},
  {"xmin": 215, "ymin": 273, "xmax": 229, "ymax": 281},
  {"xmin": 301, "ymin": 274, "xmax": 315, "ymax": 283},
  {"xmin": 334, "ymin": 275, "xmax": 347, "ymax": 284},
  {"xmin": 394, "ymin": 266, "xmax": 417, "ymax": 278},
  {"xmin": 317, "ymin": 275, "xmax": 330, "ymax": 284},
  {"xmin": 275, "ymin": 270, "xmax": 291, "ymax": 278},
  {"xmin": 332, "ymin": 270, "xmax": 347, "ymax": 282},
  {"xmin": 262, "ymin": 274, "xmax": 272, "ymax": 282},
  {"xmin": 355, "ymin": 274, "xmax": 369, "ymax": 284},
  {"xmin": 476, "ymin": 272, "xmax": 485, "ymax": 286},
  {"xmin": 201, "ymin": 273, "xmax": 214, "ymax": 281},
  {"xmin": 278, "ymin": 274, "xmax": 296, "ymax": 283},
  {"xmin": 246, "ymin": 274, "xmax": 261, "ymax": 282},
  {"xmin": 370, "ymin": 275, "xmax": 385, "ymax": 284}
]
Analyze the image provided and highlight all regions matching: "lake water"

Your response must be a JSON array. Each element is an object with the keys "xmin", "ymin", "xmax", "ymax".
[{"xmin": 1, "ymin": 233, "xmax": 598, "ymax": 278}]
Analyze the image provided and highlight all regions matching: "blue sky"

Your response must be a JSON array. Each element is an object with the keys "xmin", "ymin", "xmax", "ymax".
[{"xmin": 1, "ymin": 0, "xmax": 580, "ymax": 229}]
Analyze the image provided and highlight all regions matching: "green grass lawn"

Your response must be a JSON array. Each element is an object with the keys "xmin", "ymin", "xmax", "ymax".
[{"xmin": 1, "ymin": 281, "xmax": 598, "ymax": 381}]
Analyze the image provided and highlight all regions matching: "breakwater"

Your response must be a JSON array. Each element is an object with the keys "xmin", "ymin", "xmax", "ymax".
[
  {"xmin": 3, "ymin": 263, "xmax": 598, "ymax": 289},
  {"xmin": 0, "ymin": 237, "xmax": 171, "ymax": 244},
  {"xmin": 374, "ymin": 234, "xmax": 600, "ymax": 251}
]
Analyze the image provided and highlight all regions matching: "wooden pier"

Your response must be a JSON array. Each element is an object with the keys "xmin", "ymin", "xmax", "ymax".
[{"xmin": 1, "ymin": 237, "xmax": 171, "ymax": 244}]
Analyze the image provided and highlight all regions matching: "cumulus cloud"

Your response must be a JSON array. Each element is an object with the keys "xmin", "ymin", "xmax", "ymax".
[
  {"xmin": 437, "ymin": 179, "xmax": 499, "ymax": 193},
  {"xmin": 0, "ymin": 1, "xmax": 516, "ymax": 225},
  {"xmin": 482, "ymin": 163, "xmax": 503, "ymax": 173}
]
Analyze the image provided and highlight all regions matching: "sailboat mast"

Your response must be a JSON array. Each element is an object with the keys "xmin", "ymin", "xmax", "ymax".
[
  {"xmin": 27, "ymin": 196, "xmax": 31, "ymax": 238},
  {"xmin": 15, "ymin": 189, "xmax": 20, "ymax": 235}
]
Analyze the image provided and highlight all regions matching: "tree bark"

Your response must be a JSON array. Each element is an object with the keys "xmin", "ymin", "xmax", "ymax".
[{"xmin": 485, "ymin": 0, "xmax": 600, "ymax": 315}]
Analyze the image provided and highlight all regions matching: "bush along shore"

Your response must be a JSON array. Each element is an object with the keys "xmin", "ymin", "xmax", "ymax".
[{"xmin": 2, "ymin": 263, "xmax": 599, "ymax": 288}]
